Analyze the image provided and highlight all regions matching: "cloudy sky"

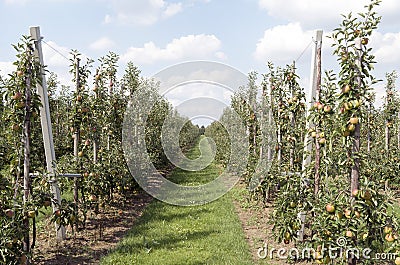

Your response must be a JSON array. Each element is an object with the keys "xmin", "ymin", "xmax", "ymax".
[{"xmin": 1, "ymin": 0, "xmax": 399, "ymax": 125}]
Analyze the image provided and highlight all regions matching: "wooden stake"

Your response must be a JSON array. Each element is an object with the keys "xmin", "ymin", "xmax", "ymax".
[{"xmin": 298, "ymin": 30, "xmax": 322, "ymax": 242}]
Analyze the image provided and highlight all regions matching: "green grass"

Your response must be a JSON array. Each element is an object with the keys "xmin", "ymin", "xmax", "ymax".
[{"xmin": 101, "ymin": 136, "xmax": 254, "ymax": 265}]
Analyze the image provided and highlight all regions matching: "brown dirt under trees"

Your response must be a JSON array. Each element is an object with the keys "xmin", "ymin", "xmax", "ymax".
[{"xmin": 33, "ymin": 191, "xmax": 153, "ymax": 265}]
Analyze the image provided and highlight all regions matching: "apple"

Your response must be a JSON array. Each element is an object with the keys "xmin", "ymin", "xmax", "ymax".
[
  {"xmin": 43, "ymin": 199, "xmax": 51, "ymax": 207},
  {"xmin": 5, "ymin": 209, "xmax": 14, "ymax": 218},
  {"xmin": 54, "ymin": 210, "xmax": 61, "ymax": 217},
  {"xmin": 344, "ymin": 102, "xmax": 353, "ymax": 110},
  {"xmin": 12, "ymin": 124, "xmax": 20, "ymax": 131},
  {"xmin": 354, "ymin": 211, "xmax": 361, "ymax": 218},
  {"xmin": 284, "ymin": 239, "xmax": 289, "ymax": 244},
  {"xmin": 343, "ymin": 130, "xmax": 351, "ymax": 137},
  {"xmin": 384, "ymin": 226, "xmax": 393, "ymax": 234},
  {"xmin": 84, "ymin": 139, "xmax": 90, "ymax": 146},
  {"xmin": 344, "ymin": 208, "xmax": 352, "ymax": 219},
  {"xmin": 289, "ymin": 202, "xmax": 297, "ymax": 208},
  {"xmin": 349, "ymin": 117, "xmax": 359, "ymax": 124},
  {"xmin": 385, "ymin": 233, "xmax": 395, "ymax": 242},
  {"xmin": 95, "ymin": 74, "xmax": 101, "ymax": 80},
  {"xmin": 89, "ymin": 194, "xmax": 98, "ymax": 202},
  {"xmin": 16, "ymin": 101, "xmax": 25, "ymax": 109},
  {"xmin": 93, "ymin": 85, "xmax": 98, "ymax": 92},
  {"xmin": 78, "ymin": 151, "xmax": 84, "ymax": 157},
  {"xmin": 323, "ymin": 105, "xmax": 332, "ymax": 113},
  {"xmin": 16, "ymin": 70, "xmax": 24, "ymax": 77},
  {"xmin": 319, "ymin": 138, "xmax": 326, "ymax": 145},
  {"xmin": 347, "ymin": 124, "xmax": 356, "ymax": 132},
  {"xmin": 352, "ymin": 189, "xmax": 359, "ymax": 197},
  {"xmin": 342, "ymin": 84, "xmax": 351, "ymax": 93},
  {"xmin": 395, "ymin": 257, "xmax": 400, "ymax": 265},
  {"xmin": 284, "ymin": 232, "xmax": 291, "ymax": 240},
  {"xmin": 362, "ymin": 190, "xmax": 372, "ymax": 200},
  {"xmin": 27, "ymin": 210, "xmax": 36, "ymax": 218},
  {"xmin": 83, "ymin": 172, "xmax": 89, "ymax": 177},
  {"xmin": 326, "ymin": 204, "xmax": 335, "ymax": 213},
  {"xmin": 76, "ymin": 95, "xmax": 83, "ymax": 102},
  {"xmin": 361, "ymin": 38, "xmax": 369, "ymax": 45},
  {"xmin": 118, "ymin": 209, "xmax": 123, "ymax": 216},
  {"xmin": 12, "ymin": 92, "xmax": 22, "ymax": 100},
  {"xmin": 346, "ymin": 230, "xmax": 353, "ymax": 238},
  {"xmin": 319, "ymin": 132, "xmax": 325, "ymax": 138},
  {"xmin": 336, "ymin": 212, "xmax": 343, "ymax": 219},
  {"xmin": 311, "ymin": 132, "xmax": 317, "ymax": 138},
  {"xmin": 20, "ymin": 255, "xmax": 27, "ymax": 264},
  {"xmin": 352, "ymin": 99, "xmax": 361, "ymax": 108}
]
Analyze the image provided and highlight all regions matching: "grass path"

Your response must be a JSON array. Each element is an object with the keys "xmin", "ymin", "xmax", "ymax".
[{"xmin": 101, "ymin": 137, "xmax": 253, "ymax": 265}]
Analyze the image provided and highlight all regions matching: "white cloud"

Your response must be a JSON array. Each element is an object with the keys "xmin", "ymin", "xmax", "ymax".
[
  {"xmin": 372, "ymin": 31, "xmax": 400, "ymax": 65},
  {"xmin": 121, "ymin": 34, "xmax": 225, "ymax": 64},
  {"xmin": 163, "ymin": 2, "xmax": 183, "ymax": 18},
  {"xmin": 254, "ymin": 23, "xmax": 314, "ymax": 64},
  {"xmin": 103, "ymin": 14, "xmax": 112, "ymax": 24},
  {"xmin": 106, "ymin": 0, "xmax": 184, "ymax": 26},
  {"xmin": 258, "ymin": 0, "xmax": 400, "ymax": 29},
  {"xmin": 4, "ymin": 0, "xmax": 29, "ymax": 5},
  {"xmin": 0, "ymin": 62, "xmax": 16, "ymax": 76},
  {"xmin": 89, "ymin": 37, "xmax": 116, "ymax": 51}
]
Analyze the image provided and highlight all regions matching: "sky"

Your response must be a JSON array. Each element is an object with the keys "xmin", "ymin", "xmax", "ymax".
[{"xmin": 1, "ymin": 0, "xmax": 400, "ymax": 126}]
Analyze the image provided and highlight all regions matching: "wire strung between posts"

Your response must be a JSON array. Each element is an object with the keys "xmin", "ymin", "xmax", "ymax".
[
  {"xmin": 42, "ymin": 40, "xmax": 70, "ymax": 62},
  {"xmin": 294, "ymin": 39, "xmax": 313, "ymax": 64}
]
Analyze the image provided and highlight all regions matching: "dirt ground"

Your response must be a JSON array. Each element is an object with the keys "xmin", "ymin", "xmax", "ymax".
[
  {"xmin": 32, "ymin": 187, "xmax": 399, "ymax": 264},
  {"xmin": 33, "ymin": 191, "xmax": 153, "ymax": 265},
  {"xmin": 231, "ymin": 187, "xmax": 309, "ymax": 265}
]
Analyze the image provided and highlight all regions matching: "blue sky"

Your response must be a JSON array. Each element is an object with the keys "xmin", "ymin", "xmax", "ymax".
[{"xmin": 1, "ymin": 0, "xmax": 400, "ymax": 125}]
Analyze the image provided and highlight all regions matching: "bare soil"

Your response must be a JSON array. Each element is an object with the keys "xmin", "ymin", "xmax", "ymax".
[
  {"xmin": 231, "ymin": 185, "xmax": 309, "ymax": 265},
  {"xmin": 33, "ymin": 191, "xmax": 153, "ymax": 265}
]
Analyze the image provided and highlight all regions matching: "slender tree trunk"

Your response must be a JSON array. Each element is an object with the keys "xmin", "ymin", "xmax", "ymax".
[
  {"xmin": 23, "ymin": 60, "xmax": 33, "ymax": 265},
  {"xmin": 73, "ymin": 58, "xmax": 80, "ymax": 232},
  {"xmin": 398, "ymin": 111, "xmax": 400, "ymax": 149}
]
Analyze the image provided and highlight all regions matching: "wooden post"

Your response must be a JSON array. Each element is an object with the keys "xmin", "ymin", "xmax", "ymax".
[
  {"xmin": 267, "ymin": 84, "xmax": 274, "ymax": 161},
  {"xmin": 314, "ymin": 34, "xmax": 322, "ymax": 195},
  {"xmin": 299, "ymin": 30, "xmax": 323, "ymax": 242},
  {"xmin": 30, "ymin": 26, "xmax": 66, "ymax": 241},
  {"xmin": 367, "ymin": 102, "xmax": 371, "ymax": 153}
]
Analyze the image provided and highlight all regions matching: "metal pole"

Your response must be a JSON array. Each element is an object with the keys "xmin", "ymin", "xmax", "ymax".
[{"xmin": 30, "ymin": 26, "xmax": 66, "ymax": 240}]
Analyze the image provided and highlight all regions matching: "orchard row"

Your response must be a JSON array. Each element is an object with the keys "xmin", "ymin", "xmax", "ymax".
[{"xmin": 0, "ymin": 40, "xmax": 200, "ymax": 264}]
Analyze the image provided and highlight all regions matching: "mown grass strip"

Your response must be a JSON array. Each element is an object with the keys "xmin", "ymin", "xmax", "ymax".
[{"xmin": 101, "ymin": 137, "xmax": 253, "ymax": 265}]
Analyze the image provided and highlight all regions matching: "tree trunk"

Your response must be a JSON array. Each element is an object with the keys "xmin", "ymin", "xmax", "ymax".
[{"xmin": 23, "ymin": 60, "xmax": 33, "ymax": 265}]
